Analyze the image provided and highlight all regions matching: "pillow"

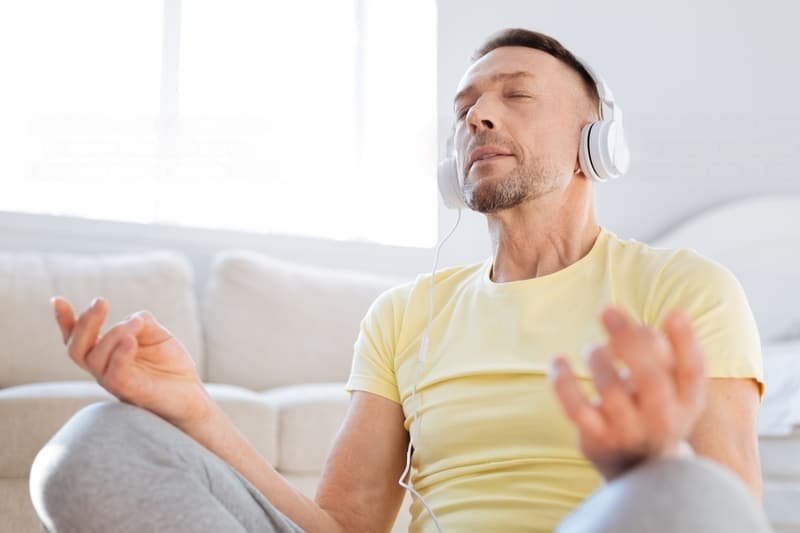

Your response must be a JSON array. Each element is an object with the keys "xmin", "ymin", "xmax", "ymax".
[
  {"xmin": 202, "ymin": 250, "xmax": 405, "ymax": 391},
  {"xmin": 757, "ymin": 338, "xmax": 800, "ymax": 436},
  {"xmin": 0, "ymin": 250, "xmax": 204, "ymax": 387}
]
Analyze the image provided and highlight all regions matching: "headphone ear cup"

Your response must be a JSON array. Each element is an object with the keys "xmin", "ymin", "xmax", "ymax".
[
  {"xmin": 578, "ymin": 122, "xmax": 601, "ymax": 182},
  {"xmin": 579, "ymin": 120, "xmax": 630, "ymax": 182},
  {"xmin": 438, "ymin": 156, "xmax": 467, "ymax": 210}
]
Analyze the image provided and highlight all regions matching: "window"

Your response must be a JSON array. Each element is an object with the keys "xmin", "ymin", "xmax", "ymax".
[{"xmin": 0, "ymin": 1, "xmax": 437, "ymax": 247}]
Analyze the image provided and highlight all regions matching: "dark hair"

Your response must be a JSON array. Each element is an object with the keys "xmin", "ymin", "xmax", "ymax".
[{"xmin": 473, "ymin": 28, "xmax": 599, "ymax": 109}]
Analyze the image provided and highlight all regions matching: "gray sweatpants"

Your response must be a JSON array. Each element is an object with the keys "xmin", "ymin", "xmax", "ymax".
[{"xmin": 29, "ymin": 401, "xmax": 773, "ymax": 533}]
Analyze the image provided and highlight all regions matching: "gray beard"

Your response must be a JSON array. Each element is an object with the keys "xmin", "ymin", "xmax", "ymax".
[{"xmin": 463, "ymin": 157, "xmax": 562, "ymax": 213}]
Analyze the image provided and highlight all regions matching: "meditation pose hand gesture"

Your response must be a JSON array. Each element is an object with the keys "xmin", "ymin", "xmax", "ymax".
[
  {"xmin": 550, "ymin": 306, "xmax": 706, "ymax": 481},
  {"xmin": 50, "ymin": 296, "xmax": 212, "ymax": 431}
]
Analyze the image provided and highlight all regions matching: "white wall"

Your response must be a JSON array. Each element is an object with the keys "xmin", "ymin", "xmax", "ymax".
[
  {"xmin": 436, "ymin": 0, "xmax": 800, "ymax": 267},
  {"xmin": 2, "ymin": 0, "xmax": 798, "ymax": 294}
]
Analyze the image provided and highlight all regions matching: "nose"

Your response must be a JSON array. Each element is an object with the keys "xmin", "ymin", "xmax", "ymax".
[{"xmin": 466, "ymin": 96, "xmax": 498, "ymax": 134}]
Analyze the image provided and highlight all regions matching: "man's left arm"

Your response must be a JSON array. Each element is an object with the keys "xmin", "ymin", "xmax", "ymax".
[{"xmin": 689, "ymin": 377, "xmax": 762, "ymax": 501}]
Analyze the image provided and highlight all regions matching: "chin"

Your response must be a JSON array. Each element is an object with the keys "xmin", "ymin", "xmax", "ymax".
[{"xmin": 465, "ymin": 179, "xmax": 528, "ymax": 214}]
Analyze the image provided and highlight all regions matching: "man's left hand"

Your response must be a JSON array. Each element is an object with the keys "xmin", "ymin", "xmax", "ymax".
[{"xmin": 549, "ymin": 306, "xmax": 708, "ymax": 481}]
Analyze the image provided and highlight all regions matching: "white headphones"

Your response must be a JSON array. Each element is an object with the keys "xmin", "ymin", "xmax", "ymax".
[{"xmin": 437, "ymin": 54, "xmax": 631, "ymax": 210}]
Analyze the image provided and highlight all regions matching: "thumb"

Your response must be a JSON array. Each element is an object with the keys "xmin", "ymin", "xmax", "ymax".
[
  {"xmin": 128, "ymin": 312, "xmax": 173, "ymax": 346},
  {"xmin": 103, "ymin": 334, "xmax": 139, "ymax": 394}
]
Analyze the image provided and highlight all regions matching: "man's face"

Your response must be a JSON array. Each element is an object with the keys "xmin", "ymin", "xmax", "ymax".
[{"xmin": 452, "ymin": 46, "xmax": 590, "ymax": 213}]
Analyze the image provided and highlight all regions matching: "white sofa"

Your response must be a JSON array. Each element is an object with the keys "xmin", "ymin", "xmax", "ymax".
[
  {"xmin": 2, "ymin": 247, "xmax": 798, "ymax": 532},
  {"xmin": 0, "ymin": 248, "xmax": 412, "ymax": 533}
]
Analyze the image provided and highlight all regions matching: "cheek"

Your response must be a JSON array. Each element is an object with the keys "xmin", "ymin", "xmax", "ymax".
[{"xmin": 527, "ymin": 118, "xmax": 580, "ymax": 161}]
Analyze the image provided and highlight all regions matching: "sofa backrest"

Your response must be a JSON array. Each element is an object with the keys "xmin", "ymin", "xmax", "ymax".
[
  {"xmin": 0, "ymin": 250, "xmax": 205, "ymax": 387},
  {"xmin": 202, "ymin": 249, "xmax": 405, "ymax": 391}
]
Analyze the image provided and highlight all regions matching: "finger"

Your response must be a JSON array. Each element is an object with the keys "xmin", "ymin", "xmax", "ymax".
[
  {"xmin": 51, "ymin": 296, "xmax": 76, "ymax": 344},
  {"xmin": 66, "ymin": 297, "xmax": 108, "ymax": 371},
  {"xmin": 602, "ymin": 305, "xmax": 673, "ymax": 366},
  {"xmin": 549, "ymin": 355, "xmax": 607, "ymax": 439},
  {"xmin": 85, "ymin": 316, "xmax": 144, "ymax": 379},
  {"xmin": 601, "ymin": 307, "xmax": 673, "ymax": 398},
  {"xmin": 661, "ymin": 308, "xmax": 707, "ymax": 407},
  {"xmin": 601, "ymin": 308, "xmax": 680, "ymax": 442},
  {"xmin": 587, "ymin": 345, "xmax": 643, "ymax": 446},
  {"xmin": 102, "ymin": 334, "xmax": 140, "ymax": 401}
]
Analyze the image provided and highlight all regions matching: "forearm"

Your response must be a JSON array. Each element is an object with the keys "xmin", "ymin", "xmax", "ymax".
[
  {"xmin": 688, "ymin": 378, "xmax": 763, "ymax": 503},
  {"xmin": 177, "ymin": 401, "xmax": 347, "ymax": 532},
  {"xmin": 690, "ymin": 434, "xmax": 763, "ymax": 503}
]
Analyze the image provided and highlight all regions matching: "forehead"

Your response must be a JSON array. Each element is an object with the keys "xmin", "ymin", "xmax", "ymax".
[{"xmin": 455, "ymin": 46, "xmax": 565, "ymax": 99}]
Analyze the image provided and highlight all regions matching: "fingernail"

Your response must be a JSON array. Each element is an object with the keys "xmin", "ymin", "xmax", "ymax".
[
  {"xmin": 582, "ymin": 343, "xmax": 597, "ymax": 362},
  {"xmin": 548, "ymin": 358, "xmax": 565, "ymax": 382},
  {"xmin": 91, "ymin": 297, "xmax": 100, "ymax": 309}
]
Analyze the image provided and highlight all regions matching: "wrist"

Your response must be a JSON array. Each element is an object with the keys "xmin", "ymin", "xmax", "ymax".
[
  {"xmin": 597, "ymin": 441, "xmax": 695, "ymax": 482},
  {"xmin": 170, "ymin": 382, "xmax": 217, "ymax": 435}
]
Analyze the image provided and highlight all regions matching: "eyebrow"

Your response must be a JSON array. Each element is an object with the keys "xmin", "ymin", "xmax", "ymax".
[{"xmin": 453, "ymin": 71, "xmax": 536, "ymax": 107}]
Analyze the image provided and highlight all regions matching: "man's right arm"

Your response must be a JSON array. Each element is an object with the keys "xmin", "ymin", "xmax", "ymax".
[{"xmin": 180, "ymin": 390, "xmax": 409, "ymax": 532}]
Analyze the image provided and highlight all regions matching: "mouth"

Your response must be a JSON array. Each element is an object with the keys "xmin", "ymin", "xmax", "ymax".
[
  {"xmin": 468, "ymin": 145, "xmax": 514, "ymax": 171},
  {"xmin": 472, "ymin": 154, "xmax": 513, "ymax": 165}
]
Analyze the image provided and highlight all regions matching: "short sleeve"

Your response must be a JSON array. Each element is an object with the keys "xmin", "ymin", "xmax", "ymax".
[
  {"xmin": 344, "ymin": 284, "xmax": 409, "ymax": 404},
  {"xmin": 645, "ymin": 250, "xmax": 765, "ymax": 397}
]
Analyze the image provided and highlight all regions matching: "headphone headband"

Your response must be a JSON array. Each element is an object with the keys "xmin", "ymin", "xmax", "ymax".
[{"xmin": 573, "ymin": 55, "xmax": 618, "ymax": 122}]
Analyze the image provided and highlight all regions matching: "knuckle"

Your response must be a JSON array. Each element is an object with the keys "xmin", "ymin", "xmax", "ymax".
[
  {"xmin": 66, "ymin": 342, "xmax": 81, "ymax": 361},
  {"xmin": 134, "ymin": 309, "xmax": 154, "ymax": 321},
  {"xmin": 109, "ymin": 322, "xmax": 130, "ymax": 337},
  {"xmin": 603, "ymin": 383, "xmax": 630, "ymax": 404},
  {"xmin": 630, "ymin": 365, "xmax": 660, "ymax": 386}
]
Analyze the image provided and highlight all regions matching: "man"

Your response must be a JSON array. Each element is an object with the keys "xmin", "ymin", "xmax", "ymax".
[{"xmin": 32, "ymin": 28, "xmax": 769, "ymax": 532}]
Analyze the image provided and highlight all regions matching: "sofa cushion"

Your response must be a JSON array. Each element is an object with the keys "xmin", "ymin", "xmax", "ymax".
[
  {"xmin": 0, "ymin": 250, "xmax": 204, "ymax": 386},
  {"xmin": 203, "ymin": 250, "xmax": 403, "ymax": 390},
  {"xmin": 261, "ymin": 383, "xmax": 350, "ymax": 473},
  {"xmin": 0, "ymin": 381, "xmax": 279, "ymax": 478}
]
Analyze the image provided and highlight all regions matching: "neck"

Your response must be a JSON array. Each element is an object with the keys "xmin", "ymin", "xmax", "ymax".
[{"xmin": 487, "ymin": 181, "xmax": 600, "ymax": 283}]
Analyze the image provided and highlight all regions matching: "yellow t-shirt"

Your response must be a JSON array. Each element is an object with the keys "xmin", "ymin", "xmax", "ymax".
[{"xmin": 345, "ymin": 226, "xmax": 764, "ymax": 533}]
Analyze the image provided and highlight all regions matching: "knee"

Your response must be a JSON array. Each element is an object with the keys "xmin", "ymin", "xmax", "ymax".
[
  {"xmin": 29, "ymin": 402, "xmax": 170, "ymax": 529},
  {"xmin": 557, "ymin": 456, "xmax": 771, "ymax": 533},
  {"xmin": 618, "ymin": 456, "xmax": 755, "ymax": 508}
]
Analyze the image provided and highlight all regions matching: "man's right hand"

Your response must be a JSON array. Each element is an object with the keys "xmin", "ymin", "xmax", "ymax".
[{"xmin": 51, "ymin": 296, "xmax": 212, "ymax": 429}]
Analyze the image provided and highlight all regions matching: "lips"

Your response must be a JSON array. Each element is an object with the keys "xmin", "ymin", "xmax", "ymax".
[{"xmin": 467, "ymin": 145, "xmax": 514, "ymax": 170}]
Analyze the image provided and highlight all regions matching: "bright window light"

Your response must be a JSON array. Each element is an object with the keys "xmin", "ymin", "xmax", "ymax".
[{"xmin": 0, "ymin": 0, "xmax": 437, "ymax": 247}]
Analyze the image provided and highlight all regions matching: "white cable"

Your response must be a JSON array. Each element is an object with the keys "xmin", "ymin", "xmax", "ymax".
[{"xmin": 398, "ymin": 209, "xmax": 462, "ymax": 533}]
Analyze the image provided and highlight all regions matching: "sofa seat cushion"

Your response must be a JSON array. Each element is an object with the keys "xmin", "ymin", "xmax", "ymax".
[
  {"xmin": 262, "ymin": 383, "xmax": 349, "ymax": 474},
  {"xmin": 0, "ymin": 250, "xmax": 205, "ymax": 386},
  {"xmin": 203, "ymin": 250, "xmax": 404, "ymax": 390},
  {"xmin": 0, "ymin": 381, "xmax": 279, "ymax": 478}
]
